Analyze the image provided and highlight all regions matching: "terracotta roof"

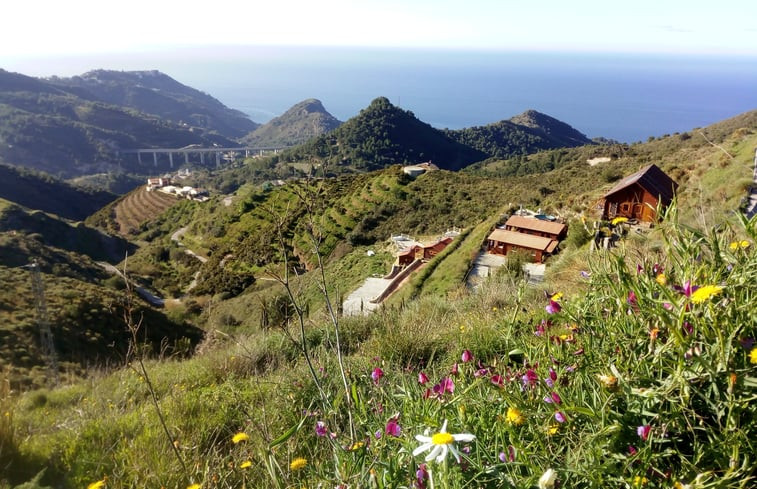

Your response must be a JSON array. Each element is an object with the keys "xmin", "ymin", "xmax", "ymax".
[
  {"xmin": 487, "ymin": 229, "xmax": 556, "ymax": 251},
  {"xmin": 603, "ymin": 164, "xmax": 678, "ymax": 203},
  {"xmin": 505, "ymin": 215, "xmax": 566, "ymax": 236}
]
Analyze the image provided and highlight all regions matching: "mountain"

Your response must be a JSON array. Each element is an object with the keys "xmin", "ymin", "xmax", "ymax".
[
  {"xmin": 48, "ymin": 69, "xmax": 258, "ymax": 138},
  {"xmin": 243, "ymin": 98, "xmax": 341, "ymax": 147},
  {"xmin": 0, "ymin": 163, "xmax": 117, "ymax": 221},
  {"xmin": 444, "ymin": 109, "xmax": 594, "ymax": 159},
  {"xmin": 0, "ymin": 69, "xmax": 238, "ymax": 178},
  {"xmin": 272, "ymin": 97, "xmax": 488, "ymax": 172}
]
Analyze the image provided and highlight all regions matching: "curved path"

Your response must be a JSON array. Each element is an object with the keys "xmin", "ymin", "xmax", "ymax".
[{"xmin": 97, "ymin": 262, "xmax": 165, "ymax": 307}]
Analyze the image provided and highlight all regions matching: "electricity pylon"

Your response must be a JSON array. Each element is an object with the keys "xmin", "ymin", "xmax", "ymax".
[{"xmin": 24, "ymin": 261, "xmax": 60, "ymax": 385}]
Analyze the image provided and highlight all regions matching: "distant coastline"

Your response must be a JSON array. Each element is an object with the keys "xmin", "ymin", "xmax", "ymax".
[{"xmin": 6, "ymin": 46, "xmax": 757, "ymax": 142}]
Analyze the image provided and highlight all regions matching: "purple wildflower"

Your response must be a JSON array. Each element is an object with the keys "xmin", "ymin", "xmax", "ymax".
[
  {"xmin": 461, "ymin": 349, "xmax": 473, "ymax": 363},
  {"xmin": 637, "ymin": 424, "xmax": 651, "ymax": 441},
  {"xmin": 315, "ymin": 421, "xmax": 328, "ymax": 437},
  {"xmin": 522, "ymin": 369, "xmax": 539, "ymax": 389},
  {"xmin": 371, "ymin": 367, "xmax": 384, "ymax": 384},
  {"xmin": 385, "ymin": 417, "xmax": 401, "ymax": 437},
  {"xmin": 418, "ymin": 371, "xmax": 429, "ymax": 385},
  {"xmin": 546, "ymin": 300, "xmax": 561, "ymax": 314},
  {"xmin": 554, "ymin": 412, "xmax": 567, "ymax": 423}
]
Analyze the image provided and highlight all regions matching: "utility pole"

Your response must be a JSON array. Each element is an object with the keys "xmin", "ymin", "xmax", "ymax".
[{"xmin": 24, "ymin": 261, "xmax": 60, "ymax": 385}]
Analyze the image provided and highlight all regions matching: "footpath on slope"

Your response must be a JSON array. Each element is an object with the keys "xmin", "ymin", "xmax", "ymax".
[{"xmin": 745, "ymin": 149, "xmax": 757, "ymax": 219}]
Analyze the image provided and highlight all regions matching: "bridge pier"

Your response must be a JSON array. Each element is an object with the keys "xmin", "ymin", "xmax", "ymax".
[
  {"xmin": 245, "ymin": 150, "xmax": 250, "ymax": 157},
  {"xmin": 169, "ymin": 153, "xmax": 174, "ymax": 168},
  {"xmin": 215, "ymin": 152, "xmax": 221, "ymax": 168},
  {"xmin": 138, "ymin": 152, "xmax": 143, "ymax": 165},
  {"xmin": 153, "ymin": 152, "xmax": 158, "ymax": 167},
  {"xmin": 200, "ymin": 152, "xmax": 205, "ymax": 165},
  {"xmin": 184, "ymin": 152, "xmax": 189, "ymax": 165}
]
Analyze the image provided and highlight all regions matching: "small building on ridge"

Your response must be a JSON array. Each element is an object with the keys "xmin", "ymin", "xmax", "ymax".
[{"xmin": 601, "ymin": 164, "xmax": 678, "ymax": 222}]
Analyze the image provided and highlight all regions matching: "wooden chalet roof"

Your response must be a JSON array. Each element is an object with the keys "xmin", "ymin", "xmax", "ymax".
[
  {"xmin": 487, "ymin": 229, "xmax": 556, "ymax": 251},
  {"xmin": 505, "ymin": 215, "xmax": 566, "ymax": 236},
  {"xmin": 603, "ymin": 164, "xmax": 678, "ymax": 203}
]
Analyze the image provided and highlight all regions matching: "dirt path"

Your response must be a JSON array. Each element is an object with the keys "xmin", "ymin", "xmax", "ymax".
[{"xmin": 745, "ymin": 148, "xmax": 757, "ymax": 219}]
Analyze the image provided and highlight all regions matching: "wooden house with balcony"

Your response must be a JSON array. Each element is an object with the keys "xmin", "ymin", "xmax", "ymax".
[{"xmin": 601, "ymin": 164, "xmax": 678, "ymax": 222}]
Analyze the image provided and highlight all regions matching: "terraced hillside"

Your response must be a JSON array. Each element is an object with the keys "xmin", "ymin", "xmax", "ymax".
[{"xmin": 113, "ymin": 186, "xmax": 180, "ymax": 235}]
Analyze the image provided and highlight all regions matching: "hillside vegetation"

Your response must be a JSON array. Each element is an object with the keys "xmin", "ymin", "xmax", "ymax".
[{"xmin": 243, "ymin": 98, "xmax": 341, "ymax": 147}]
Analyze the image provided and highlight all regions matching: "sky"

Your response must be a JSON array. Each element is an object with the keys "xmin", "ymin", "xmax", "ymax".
[{"xmin": 2, "ymin": 0, "xmax": 756, "ymax": 59}]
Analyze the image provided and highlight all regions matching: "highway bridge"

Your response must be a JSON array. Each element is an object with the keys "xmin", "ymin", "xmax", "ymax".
[{"xmin": 116, "ymin": 145, "xmax": 289, "ymax": 168}]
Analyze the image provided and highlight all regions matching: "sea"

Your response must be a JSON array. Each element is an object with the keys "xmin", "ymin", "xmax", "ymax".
[{"xmin": 6, "ymin": 46, "xmax": 757, "ymax": 143}]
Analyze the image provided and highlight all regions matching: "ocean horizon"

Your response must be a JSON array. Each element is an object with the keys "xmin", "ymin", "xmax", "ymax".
[{"xmin": 6, "ymin": 46, "xmax": 757, "ymax": 142}]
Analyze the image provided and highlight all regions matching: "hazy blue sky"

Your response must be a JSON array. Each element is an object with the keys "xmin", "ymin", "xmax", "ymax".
[{"xmin": 2, "ymin": 0, "xmax": 756, "ymax": 58}]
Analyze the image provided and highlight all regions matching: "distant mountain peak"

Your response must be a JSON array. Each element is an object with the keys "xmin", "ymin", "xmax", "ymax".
[{"xmin": 244, "ymin": 99, "xmax": 342, "ymax": 147}]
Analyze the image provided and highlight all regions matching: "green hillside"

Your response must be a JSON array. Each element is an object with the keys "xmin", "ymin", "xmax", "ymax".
[
  {"xmin": 0, "ymin": 69, "xmax": 237, "ymax": 178},
  {"xmin": 269, "ymin": 97, "xmax": 488, "ymax": 172},
  {"xmin": 0, "ymin": 163, "xmax": 117, "ymax": 220},
  {"xmin": 243, "ymin": 98, "xmax": 342, "ymax": 147},
  {"xmin": 50, "ymin": 69, "xmax": 258, "ymax": 138},
  {"xmin": 444, "ymin": 109, "xmax": 594, "ymax": 159}
]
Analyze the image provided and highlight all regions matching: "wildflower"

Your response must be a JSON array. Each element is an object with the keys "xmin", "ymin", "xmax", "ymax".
[
  {"xmin": 652, "ymin": 263, "xmax": 663, "ymax": 275},
  {"xmin": 544, "ymin": 367, "xmax": 557, "ymax": 388},
  {"xmin": 315, "ymin": 421, "xmax": 327, "ymax": 437},
  {"xmin": 432, "ymin": 377, "xmax": 455, "ymax": 396},
  {"xmin": 611, "ymin": 216, "xmax": 628, "ymax": 225},
  {"xmin": 749, "ymin": 347, "xmax": 757, "ymax": 364},
  {"xmin": 538, "ymin": 468, "xmax": 557, "ymax": 489},
  {"xmin": 633, "ymin": 475, "xmax": 649, "ymax": 486},
  {"xmin": 649, "ymin": 328, "xmax": 659, "ymax": 340},
  {"xmin": 461, "ymin": 349, "xmax": 473, "ymax": 363},
  {"xmin": 499, "ymin": 445, "xmax": 516, "ymax": 462},
  {"xmin": 490, "ymin": 374, "xmax": 504, "ymax": 387},
  {"xmin": 385, "ymin": 416, "xmax": 401, "ymax": 437},
  {"xmin": 554, "ymin": 412, "xmax": 567, "ymax": 423},
  {"xmin": 580, "ymin": 270, "xmax": 591, "ymax": 278},
  {"xmin": 674, "ymin": 280, "xmax": 697, "ymax": 298},
  {"xmin": 450, "ymin": 363, "xmax": 459, "ymax": 376},
  {"xmin": 522, "ymin": 369, "xmax": 539, "ymax": 389},
  {"xmin": 186, "ymin": 485, "xmax": 201, "ymax": 489},
  {"xmin": 232, "ymin": 432, "xmax": 249, "ymax": 444},
  {"xmin": 627, "ymin": 290, "xmax": 637, "ymax": 306},
  {"xmin": 416, "ymin": 463, "xmax": 429, "ymax": 487},
  {"xmin": 240, "ymin": 460, "xmax": 252, "ymax": 469},
  {"xmin": 637, "ymin": 424, "xmax": 651, "ymax": 441},
  {"xmin": 547, "ymin": 425, "xmax": 559, "ymax": 435},
  {"xmin": 418, "ymin": 371, "xmax": 429, "ymax": 385},
  {"xmin": 506, "ymin": 407, "xmax": 525, "ymax": 425},
  {"xmin": 412, "ymin": 419, "xmax": 475, "ymax": 464},
  {"xmin": 88, "ymin": 480, "xmax": 106, "ymax": 489},
  {"xmin": 690, "ymin": 285, "xmax": 723, "ymax": 304},
  {"xmin": 550, "ymin": 392, "xmax": 562, "ymax": 404},
  {"xmin": 597, "ymin": 374, "xmax": 618, "ymax": 388},
  {"xmin": 350, "ymin": 441, "xmax": 365, "ymax": 451},
  {"xmin": 673, "ymin": 481, "xmax": 692, "ymax": 489},
  {"xmin": 371, "ymin": 367, "xmax": 384, "ymax": 384},
  {"xmin": 545, "ymin": 300, "xmax": 561, "ymax": 314},
  {"xmin": 628, "ymin": 445, "xmax": 637, "ymax": 455},
  {"xmin": 290, "ymin": 457, "xmax": 307, "ymax": 471},
  {"xmin": 550, "ymin": 292, "xmax": 563, "ymax": 301},
  {"xmin": 655, "ymin": 273, "xmax": 666, "ymax": 285},
  {"xmin": 729, "ymin": 240, "xmax": 750, "ymax": 250}
]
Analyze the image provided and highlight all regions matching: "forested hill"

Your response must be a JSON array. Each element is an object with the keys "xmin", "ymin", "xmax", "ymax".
[
  {"xmin": 243, "ymin": 98, "xmax": 342, "ymax": 147},
  {"xmin": 444, "ymin": 109, "xmax": 594, "ymax": 159},
  {"xmin": 0, "ymin": 163, "xmax": 116, "ymax": 221},
  {"xmin": 269, "ymin": 97, "xmax": 488, "ymax": 172},
  {"xmin": 0, "ymin": 69, "xmax": 237, "ymax": 177},
  {"xmin": 48, "ymin": 69, "xmax": 259, "ymax": 138}
]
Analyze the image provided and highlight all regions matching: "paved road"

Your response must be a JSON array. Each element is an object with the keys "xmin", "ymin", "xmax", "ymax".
[
  {"xmin": 97, "ymin": 262, "xmax": 165, "ymax": 307},
  {"xmin": 171, "ymin": 226, "xmax": 208, "ymax": 263}
]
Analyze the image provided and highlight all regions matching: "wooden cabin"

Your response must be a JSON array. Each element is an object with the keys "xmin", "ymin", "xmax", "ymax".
[
  {"xmin": 396, "ymin": 237, "xmax": 454, "ymax": 266},
  {"xmin": 504, "ymin": 215, "xmax": 567, "ymax": 240},
  {"xmin": 486, "ymin": 229, "xmax": 558, "ymax": 264},
  {"xmin": 601, "ymin": 164, "xmax": 678, "ymax": 222}
]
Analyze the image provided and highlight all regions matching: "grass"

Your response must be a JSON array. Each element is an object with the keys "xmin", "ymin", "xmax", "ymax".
[{"xmin": 4, "ymin": 207, "xmax": 755, "ymax": 488}]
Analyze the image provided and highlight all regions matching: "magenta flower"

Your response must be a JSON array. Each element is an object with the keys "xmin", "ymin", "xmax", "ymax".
[
  {"xmin": 554, "ymin": 411, "xmax": 567, "ymax": 423},
  {"xmin": 385, "ymin": 417, "xmax": 401, "ymax": 437},
  {"xmin": 315, "ymin": 421, "xmax": 328, "ymax": 437},
  {"xmin": 418, "ymin": 371, "xmax": 429, "ymax": 385},
  {"xmin": 450, "ymin": 363, "xmax": 459, "ymax": 376},
  {"xmin": 544, "ymin": 392, "xmax": 562, "ymax": 404},
  {"xmin": 490, "ymin": 374, "xmax": 504, "ymax": 387},
  {"xmin": 628, "ymin": 445, "xmax": 637, "ymax": 455},
  {"xmin": 522, "ymin": 369, "xmax": 539, "ymax": 389},
  {"xmin": 674, "ymin": 280, "xmax": 698, "ymax": 298},
  {"xmin": 535, "ymin": 323, "xmax": 546, "ymax": 336},
  {"xmin": 627, "ymin": 290, "xmax": 637, "ymax": 306},
  {"xmin": 371, "ymin": 367, "xmax": 384, "ymax": 384},
  {"xmin": 637, "ymin": 424, "xmax": 651, "ymax": 441},
  {"xmin": 474, "ymin": 367, "xmax": 490, "ymax": 378},
  {"xmin": 416, "ymin": 463, "xmax": 428, "ymax": 488},
  {"xmin": 545, "ymin": 300, "xmax": 561, "ymax": 314},
  {"xmin": 432, "ymin": 377, "xmax": 455, "ymax": 396},
  {"xmin": 682, "ymin": 321, "xmax": 693, "ymax": 335},
  {"xmin": 461, "ymin": 349, "xmax": 473, "ymax": 363}
]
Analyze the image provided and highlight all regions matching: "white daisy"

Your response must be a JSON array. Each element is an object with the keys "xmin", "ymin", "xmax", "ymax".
[
  {"xmin": 412, "ymin": 419, "xmax": 475, "ymax": 464},
  {"xmin": 538, "ymin": 468, "xmax": 557, "ymax": 489}
]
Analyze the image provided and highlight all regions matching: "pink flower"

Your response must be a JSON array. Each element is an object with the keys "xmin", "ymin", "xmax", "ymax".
[
  {"xmin": 432, "ymin": 377, "xmax": 455, "ymax": 396},
  {"xmin": 416, "ymin": 463, "xmax": 428, "ymax": 489},
  {"xmin": 628, "ymin": 445, "xmax": 637, "ymax": 455},
  {"xmin": 554, "ymin": 411, "xmax": 567, "ymax": 423},
  {"xmin": 490, "ymin": 374, "xmax": 504, "ymax": 387},
  {"xmin": 450, "ymin": 363, "xmax": 459, "ymax": 376},
  {"xmin": 371, "ymin": 367, "xmax": 384, "ymax": 384},
  {"xmin": 544, "ymin": 392, "xmax": 562, "ymax": 404},
  {"xmin": 522, "ymin": 369, "xmax": 539, "ymax": 389},
  {"xmin": 637, "ymin": 424, "xmax": 651, "ymax": 441},
  {"xmin": 461, "ymin": 349, "xmax": 473, "ymax": 363},
  {"xmin": 627, "ymin": 291, "xmax": 637, "ymax": 306},
  {"xmin": 315, "ymin": 421, "xmax": 327, "ymax": 437},
  {"xmin": 418, "ymin": 371, "xmax": 429, "ymax": 385},
  {"xmin": 545, "ymin": 300, "xmax": 561, "ymax": 314},
  {"xmin": 385, "ymin": 417, "xmax": 401, "ymax": 437}
]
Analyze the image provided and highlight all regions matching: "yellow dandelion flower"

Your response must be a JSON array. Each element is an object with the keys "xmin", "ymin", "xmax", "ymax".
[
  {"xmin": 655, "ymin": 273, "xmax": 666, "ymax": 285},
  {"xmin": 187, "ymin": 484, "xmax": 201, "ymax": 489},
  {"xmin": 87, "ymin": 480, "xmax": 106, "ymax": 489},
  {"xmin": 690, "ymin": 285, "xmax": 723, "ymax": 304},
  {"xmin": 729, "ymin": 240, "xmax": 750, "ymax": 250},
  {"xmin": 240, "ymin": 460, "xmax": 252, "ymax": 469},
  {"xmin": 632, "ymin": 475, "xmax": 648, "ymax": 486},
  {"xmin": 740, "ymin": 240, "xmax": 751, "ymax": 249},
  {"xmin": 749, "ymin": 347, "xmax": 757, "ymax": 364},
  {"xmin": 232, "ymin": 432, "xmax": 250, "ymax": 444},
  {"xmin": 550, "ymin": 292, "xmax": 563, "ymax": 301},
  {"xmin": 547, "ymin": 425, "xmax": 559, "ymax": 435},
  {"xmin": 290, "ymin": 457, "xmax": 307, "ymax": 471},
  {"xmin": 505, "ymin": 407, "xmax": 525, "ymax": 426},
  {"xmin": 350, "ymin": 441, "xmax": 365, "ymax": 451}
]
